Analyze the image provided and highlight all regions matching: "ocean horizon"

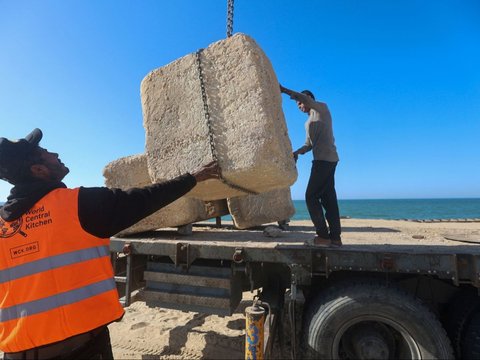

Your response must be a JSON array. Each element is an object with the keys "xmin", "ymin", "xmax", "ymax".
[
  {"xmin": 1, "ymin": 198, "xmax": 479, "ymax": 221},
  {"xmin": 292, "ymin": 198, "xmax": 480, "ymax": 221}
]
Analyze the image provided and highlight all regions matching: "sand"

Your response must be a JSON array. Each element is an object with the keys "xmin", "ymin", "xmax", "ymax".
[
  {"xmin": 110, "ymin": 296, "xmax": 249, "ymax": 360},
  {"xmin": 108, "ymin": 218, "xmax": 480, "ymax": 360}
]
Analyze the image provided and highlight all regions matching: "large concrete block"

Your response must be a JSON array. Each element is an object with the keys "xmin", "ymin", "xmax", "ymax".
[
  {"xmin": 103, "ymin": 154, "xmax": 152, "ymax": 189},
  {"xmin": 103, "ymin": 154, "xmax": 227, "ymax": 236},
  {"xmin": 227, "ymin": 188, "xmax": 295, "ymax": 229},
  {"xmin": 141, "ymin": 33, "xmax": 297, "ymax": 201}
]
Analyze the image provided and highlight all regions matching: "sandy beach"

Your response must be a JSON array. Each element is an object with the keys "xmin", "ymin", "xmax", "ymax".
[
  {"xmin": 110, "ymin": 297, "xmax": 248, "ymax": 360},
  {"xmin": 109, "ymin": 218, "xmax": 480, "ymax": 360}
]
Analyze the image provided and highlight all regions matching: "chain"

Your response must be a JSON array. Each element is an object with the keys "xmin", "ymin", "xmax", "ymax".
[
  {"xmin": 226, "ymin": 0, "xmax": 234, "ymax": 38},
  {"xmin": 195, "ymin": 49, "xmax": 218, "ymax": 163},
  {"xmin": 195, "ymin": 49, "xmax": 258, "ymax": 196}
]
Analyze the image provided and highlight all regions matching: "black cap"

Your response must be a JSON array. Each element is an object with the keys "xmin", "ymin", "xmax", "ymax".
[
  {"xmin": 0, "ymin": 129, "xmax": 43, "ymax": 184},
  {"xmin": 301, "ymin": 90, "xmax": 315, "ymax": 100}
]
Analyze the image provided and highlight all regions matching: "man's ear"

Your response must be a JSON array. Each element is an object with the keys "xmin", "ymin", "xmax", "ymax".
[{"xmin": 30, "ymin": 164, "xmax": 49, "ymax": 180}]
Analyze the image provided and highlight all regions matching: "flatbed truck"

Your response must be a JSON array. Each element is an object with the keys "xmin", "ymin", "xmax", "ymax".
[{"xmin": 110, "ymin": 218, "xmax": 480, "ymax": 359}]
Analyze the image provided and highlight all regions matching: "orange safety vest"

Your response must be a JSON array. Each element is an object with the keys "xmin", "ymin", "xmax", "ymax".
[{"xmin": 0, "ymin": 188, "xmax": 124, "ymax": 353}]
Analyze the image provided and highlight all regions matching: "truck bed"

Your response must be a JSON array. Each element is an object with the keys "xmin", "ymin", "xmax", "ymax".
[
  {"xmin": 110, "ymin": 219, "xmax": 480, "ymax": 311},
  {"xmin": 111, "ymin": 218, "xmax": 480, "ymax": 255}
]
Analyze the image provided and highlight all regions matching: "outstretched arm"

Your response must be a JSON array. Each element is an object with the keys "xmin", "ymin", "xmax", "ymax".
[
  {"xmin": 279, "ymin": 83, "xmax": 328, "ymax": 113},
  {"xmin": 279, "ymin": 84, "xmax": 294, "ymax": 97},
  {"xmin": 279, "ymin": 84, "xmax": 315, "ymax": 107},
  {"xmin": 78, "ymin": 161, "xmax": 221, "ymax": 238}
]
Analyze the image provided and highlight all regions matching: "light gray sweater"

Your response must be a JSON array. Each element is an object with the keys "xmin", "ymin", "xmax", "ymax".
[{"xmin": 290, "ymin": 91, "xmax": 339, "ymax": 162}]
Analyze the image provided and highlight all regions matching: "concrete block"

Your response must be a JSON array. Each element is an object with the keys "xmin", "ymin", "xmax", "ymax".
[
  {"xmin": 103, "ymin": 154, "xmax": 226, "ymax": 236},
  {"xmin": 227, "ymin": 188, "xmax": 295, "ymax": 229},
  {"xmin": 141, "ymin": 33, "xmax": 297, "ymax": 201},
  {"xmin": 103, "ymin": 154, "xmax": 152, "ymax": 189},
  {"xmin": 204, "ymin": 200, "xmax": 229, "ymax": 219}
]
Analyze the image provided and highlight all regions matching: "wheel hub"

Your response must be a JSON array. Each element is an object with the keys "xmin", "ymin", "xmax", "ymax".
[{"xmin": 343, "ymin": 322, "xmax": 396, "ymax": 359}]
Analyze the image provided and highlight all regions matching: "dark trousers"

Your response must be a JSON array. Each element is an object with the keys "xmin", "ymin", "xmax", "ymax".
[
  {"xmin": 4, "ymin": 326, "xmax": 114, "ymax": 360},
  {"xmin": 305, "ymin": 160, "xmax": 341, "ymax": 240},
  {"xmin": 70, "ymin": 327, "xmax": 114, "ymax": 360}
]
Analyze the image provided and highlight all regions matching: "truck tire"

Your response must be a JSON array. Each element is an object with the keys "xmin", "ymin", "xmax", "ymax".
[
  {"xmin": 303, "ymin": 281, "xmax": 454, "ymax": 359},
  {"xmin": 445, "ymin": 290, "xmax": 480, "ymax": 358},
  {"xmin": 461, "ymin": 310, "xmax": 480, "ymax": 359}
]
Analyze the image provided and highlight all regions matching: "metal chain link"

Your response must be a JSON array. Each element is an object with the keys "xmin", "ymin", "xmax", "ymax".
[
  {"xmin": 226, "ymin": 0, "xmax": 234, "ymax": 38},
  {"xmin": 195, "ymin": 49, "xmax": 218, "ymax": 163},
  {"xmin": 195, "ymin": 49, "xmax": 257, "ymax": 195}
]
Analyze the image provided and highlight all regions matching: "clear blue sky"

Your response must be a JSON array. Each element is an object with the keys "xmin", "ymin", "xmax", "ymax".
[{"xmin": 1, "ymin": 1, "xmax": 479, "ymax": 200}]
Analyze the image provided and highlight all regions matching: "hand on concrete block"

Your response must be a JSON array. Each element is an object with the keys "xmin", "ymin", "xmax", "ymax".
[{"xmin": 190, "ymin": 161, "xmax": 221, "ymax": 183}]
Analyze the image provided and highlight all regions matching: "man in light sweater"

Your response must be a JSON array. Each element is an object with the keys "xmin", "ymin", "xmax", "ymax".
[{"xmin": 280, "ymin": 84, "xmax": 342, "ymax": 247}]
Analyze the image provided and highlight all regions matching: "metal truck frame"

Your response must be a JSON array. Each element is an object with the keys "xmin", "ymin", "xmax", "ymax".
[{"xmin": 110, "ymin": 221, "xmax": 480, "ymax": 359}]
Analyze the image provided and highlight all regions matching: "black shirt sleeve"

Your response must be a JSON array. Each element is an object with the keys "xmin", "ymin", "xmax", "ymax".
[{"xmin": 78, "ymin": 173, "xmax": 197, "ymax": 238}]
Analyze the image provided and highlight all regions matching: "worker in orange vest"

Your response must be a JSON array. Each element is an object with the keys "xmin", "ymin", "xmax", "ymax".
[{"xmin": 0, "ymin": 128, "xmax": 220, "ymax": 359}]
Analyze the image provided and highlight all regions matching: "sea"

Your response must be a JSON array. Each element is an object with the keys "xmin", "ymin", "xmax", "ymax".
[
  {"xmin": 1, "ymin": 198, "xmax": 479, "ymax": 221},
  {"xmin": 292, "ymin": 198, "xmax": 480, "ymax": 221}
]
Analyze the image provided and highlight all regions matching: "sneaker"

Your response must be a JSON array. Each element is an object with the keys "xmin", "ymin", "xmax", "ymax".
[
  {"xmin": 331, "ymin": 239, "xmax": 343, "ymax": 247},
  {"xmin": 304, "ymin": 236, "xmax": 332, "ymax": 247},
  {"xmin": 304, "ymin": 236, "xmax": 343, "ymax": 248},
  {"xmin": 277, "ymin": 220, "xmax": 289, "ymax": 231}
]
